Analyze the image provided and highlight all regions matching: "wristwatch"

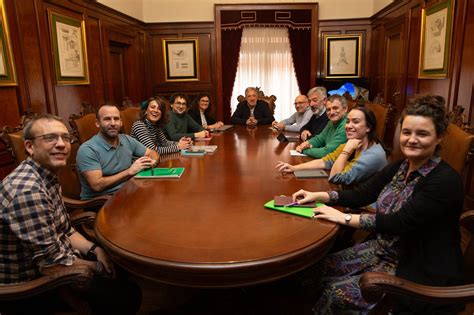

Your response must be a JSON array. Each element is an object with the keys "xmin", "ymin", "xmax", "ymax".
[
  {"xmin": 86, "ymin": 244, "xmax": 98, "ymax": 260},
  {"xmin": 344, "ymin": 213, "xmax": 352, "ymax": 224}
]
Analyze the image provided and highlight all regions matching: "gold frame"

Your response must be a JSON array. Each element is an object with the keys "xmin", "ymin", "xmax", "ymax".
[
  {"xmin": 163, "ymin": 38, "xmax": 199, "ymax": 82},
  {"xmin": 48, "ymin": 9, "xmax": 89, "ymax": 85},
  {"xmin": 323, "ymin": 34, "xmax": 362, "ymax": 78},
  {"xmin": 418, "ymin": 0, "xmax": 454, "ymax": 79},
  {"xmin": 0, "ymin": 0, "xmax": 17, "ymax": 86}
]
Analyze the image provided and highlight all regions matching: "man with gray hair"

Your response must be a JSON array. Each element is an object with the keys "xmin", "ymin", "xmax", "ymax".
[
  {"xmin": 300, "ymin": 86, "xmax": 330, "ymax": 141},
  {"xmin": 231, "ymin": 87, "xmax": 275, "ymax": 126}
]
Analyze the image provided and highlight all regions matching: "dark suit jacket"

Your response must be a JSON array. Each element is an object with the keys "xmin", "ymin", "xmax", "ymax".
[
  {"xmin": 300, "ymin": 112, "xmax": 329, "ymax": 137},
  {"xmin": 188, "ymin": 107, "xmax": 216, "ymax": 127},
  {"xmin": 230, "ymin": 100, "xmax": 274, "ymax": 125},
  {"xmin": 335, "ymin": 160, "xmax": 464, "ymax": 314}
]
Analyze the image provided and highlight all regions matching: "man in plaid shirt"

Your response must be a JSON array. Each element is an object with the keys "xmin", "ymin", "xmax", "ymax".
[{"xmin": 1, "ymin": 115, "xmax": 140, "ymax": 314}]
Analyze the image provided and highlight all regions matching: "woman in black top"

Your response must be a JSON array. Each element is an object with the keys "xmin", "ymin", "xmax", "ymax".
[
  {"xmin": 292, "ymin": 94, "xmax": 464, "ymax": 314},
  {"xmin": 188, "ymin": 93, "xmax": 224, "ymax": 130}
]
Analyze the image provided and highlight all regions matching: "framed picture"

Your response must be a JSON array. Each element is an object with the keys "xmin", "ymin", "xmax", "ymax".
[
  {"xmin": 0, "ymin": 0, "xmax": 16, "ymax": 86},
  {"xmin": 419, "ymin": 0, "xmax": 454, "ymax": 78},
  {"xmin": 163, "ymin": 38, "xmax": 199, "ymax": 82},
  {"xmin": 48, "ymin": 10, "xmax": 89, "ymax": 85},
  {"xmin": 323, "ymin": 34, "xmax": 362, "ymax": 78}
]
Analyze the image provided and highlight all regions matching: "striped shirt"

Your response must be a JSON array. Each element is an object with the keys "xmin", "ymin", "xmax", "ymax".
[
  {"xmin": 0, "ymin": 158, "xmax": 76, "ymax": 283},
  {"xmin": 131, "ymin": 119, "xmax": 180, "ymax": 154}
]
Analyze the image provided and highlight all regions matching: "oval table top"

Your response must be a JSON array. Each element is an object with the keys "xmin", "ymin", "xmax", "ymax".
[{"xmin": 95, "ymin": 125, "xmax": 339, "ymax": 288}]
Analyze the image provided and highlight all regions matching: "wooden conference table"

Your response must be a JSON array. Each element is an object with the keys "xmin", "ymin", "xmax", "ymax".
[{"xmin": 95, "ymin": 125, "xmax": 339, "ymax": 288}]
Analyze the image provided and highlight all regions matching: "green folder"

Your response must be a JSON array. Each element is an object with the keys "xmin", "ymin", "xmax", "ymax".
[
  {"xmin": 135, "ymin": 167, "xmax": 185, "ymax": 179},
  {"xmin": 264, "ymin": 200, "xmax": 324, "ymax": 219}
]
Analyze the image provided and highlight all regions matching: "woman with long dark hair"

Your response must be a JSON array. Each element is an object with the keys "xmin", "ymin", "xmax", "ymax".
[{"xmin": 131, "ymin": 96, "xmax": 191, "ymax": 154}]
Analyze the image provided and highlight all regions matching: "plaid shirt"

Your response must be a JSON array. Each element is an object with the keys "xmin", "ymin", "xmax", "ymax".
[{"xmin": 1, "ymin": 158, "xmax": 76, "ymax": 283}]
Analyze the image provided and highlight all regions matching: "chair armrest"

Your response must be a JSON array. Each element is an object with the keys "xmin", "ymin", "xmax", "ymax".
[
  {"xmin": 461, "ymin": 210, "xmax": 474, "ymax": 231},
  {"xmin": 360, "ymin": 272, "xmax": 474, "ymax": 304},
  {"xmin": 63, "ymin": 195, "xmax": 110, "ymax": 211},
  {"xmin": 70, "ymin": 211, "xmax": 97, "ymax": 242},
  {"xmin": 0, "ymin": 264, "xmax": 93, "ymax": 301},
  {"xmin": 70, "ymin": 211, "xmax": 96, "ymax": 227}
]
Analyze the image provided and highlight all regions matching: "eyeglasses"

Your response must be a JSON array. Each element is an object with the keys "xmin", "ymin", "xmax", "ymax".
[
  {"xmin": 28, "ymin": 133, "xmax": 72, "ymax": 144},
  {"xmin": 174, "ymin": 102, "xmax": 187, "ymax": 106}
]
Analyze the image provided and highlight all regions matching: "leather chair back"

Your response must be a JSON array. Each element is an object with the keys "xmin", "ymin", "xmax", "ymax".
[
  {"xmin": 365, "ymin": 102, "xmax": 391, "ymax": 141},
  {"xmin": 121, "ymin": 107, "xmax": 141, "ymax": 135},
  {"xmin": 389, "ymin": 118, "xmax": 404, "ymax": 163},
  {"xmin": 0, "ymin": 126, "xmax": 28, "ymax": 164},
  {"xmin": 57, "ymin": 141, "xmax": 82, "ymax": 199},
  {"xmin": 69, "ymin": 113, "xmax": 98, "ymax": 143},
  {"xmin": 440, "ymin": 124, "xmax": 474, "ymax": 174}
]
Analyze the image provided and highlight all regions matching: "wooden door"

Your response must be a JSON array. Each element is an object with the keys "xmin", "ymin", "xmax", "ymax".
[
  {"xmin": 108, "ymin": 42, "xmax": 128, "ymax": 105},
  {"xmin": 382, "ymin": 17, "xmax": 406, "ymax": 147}
]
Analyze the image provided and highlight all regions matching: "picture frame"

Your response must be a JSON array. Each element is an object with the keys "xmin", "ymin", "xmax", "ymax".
[
  {"xmin": 323, "ymin": 34, "xmax": 362, "ymax": 78},
  {"xmin": 419, "ymin": 0, "xmax": 454, "ymax": 79},
  {"xmin": 163, "ymin": 38, "xmax": 199, "ymax": 82},
  {"xmin": 0, "ymin": 0, "xmax": 16, "ymax": 86},
  {"xmin": 48, "ymin": 10, "xmax": 89, "ymax": 85}
]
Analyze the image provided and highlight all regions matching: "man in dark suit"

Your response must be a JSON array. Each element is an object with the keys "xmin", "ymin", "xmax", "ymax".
[{"xmin": 231, "ymin": 87, "xmax": 275, "ymax": 126}]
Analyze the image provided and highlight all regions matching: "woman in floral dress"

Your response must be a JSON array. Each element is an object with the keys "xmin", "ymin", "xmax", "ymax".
[{"xmin": 292, "ymin": 94, "xmax": 464, "ymax": 314}]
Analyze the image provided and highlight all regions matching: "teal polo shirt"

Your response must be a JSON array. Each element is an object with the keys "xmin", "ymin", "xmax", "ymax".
[{"xmin": 77, "ymin": 133, "xmax": 147, "ymax": 199}]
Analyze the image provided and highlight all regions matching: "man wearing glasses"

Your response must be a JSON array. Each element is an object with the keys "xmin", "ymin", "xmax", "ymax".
[
  {"xmin": 271, "ymin": 95, "xmax": 312, "ymax": 132},
  {"xmin": 77, "ymin": 104, "xmax": 159, "ymax": 200},
  {"xmin": 165, "ymin": 93, "xmax": 209, "ymax": 141},
  {"xmin": 0, "ymin": 115, "xmax": 141, "ymax": 313},
  {"xmin": 299, "ymin": 86, "xmax": 330, "ymax": 141}
]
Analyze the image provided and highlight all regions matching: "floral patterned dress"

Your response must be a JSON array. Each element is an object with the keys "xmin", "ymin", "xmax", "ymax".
[{"xmin": 312, "ymin": 158, "xmax": 440, "ymax": 314}]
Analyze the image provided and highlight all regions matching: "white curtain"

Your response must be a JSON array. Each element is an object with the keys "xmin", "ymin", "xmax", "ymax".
[{"xmin": 230, "ymin": 27, "xmax": 300, "ymax": 121}]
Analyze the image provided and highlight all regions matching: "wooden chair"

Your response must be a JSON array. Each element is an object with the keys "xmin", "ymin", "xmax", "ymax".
[
  {"xmin": 360, "ymin": 210, "xmax": 474, "ymax": 315},
  {"xmin": 120, "ymin": 106, "xmax": 141, "ymax": 135},
  {"xmin": 0, "ymin": 264, "xmax": 94, "ymax": 314},
  {"xmin": 69, "ymin": 112, "xmax": 98, "ymax": 144},
  {"xmin": 365, "ymin": 102, "xmax": 392, "ymax": 142},
  {"xmin": 237, "ymin": 87, "xmax": 277, "ymax": 115},
  {"xmin": 0, "ymin": 126, "xmax": 28, "ymax": 163},
  {"xmin": 440, "ymin": 124, "xmax": 474, "ymax": 174}
]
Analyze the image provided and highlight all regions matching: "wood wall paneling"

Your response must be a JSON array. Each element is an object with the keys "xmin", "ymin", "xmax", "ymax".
[
  {"xmin": 15, "ymin": 0, "xmax": 49, "ymax": 115},
  {"xmin": 147, "ymin": 23, "xmax": 216, "ymax": 114},
  {"xmin": 450, "ymin": 0, "xmax": 473, "ymax": 122},
  {"xmin": 87, "ymin": 17, "xmax": 106, "ymax": 107},
  {"xmin": 0, "ymin": 0, "xmax": 151, "ymax": 179},
  {"xmin": 404, "ymin": 2, "xmax": 421, "ymax": 100},
  {"xmin": 318, "ymin": 19, "xmax": 371, "ymax": 93},
  {"xmin": 369, "ymin": 24, "xmax": 384, "ymax": 99}
]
